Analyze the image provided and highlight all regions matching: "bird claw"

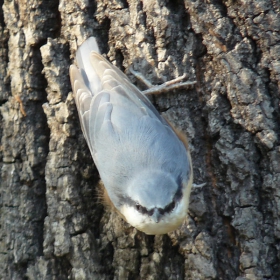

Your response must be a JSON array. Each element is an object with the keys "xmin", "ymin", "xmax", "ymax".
[{"xmin": 192, "ymin": 183, "xmax": 207, "ymax": 188}]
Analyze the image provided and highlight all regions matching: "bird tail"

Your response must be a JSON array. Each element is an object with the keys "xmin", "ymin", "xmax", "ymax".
[{"xmin": 75, "ymin": 37, "xmax": 101, "ymax": 94}]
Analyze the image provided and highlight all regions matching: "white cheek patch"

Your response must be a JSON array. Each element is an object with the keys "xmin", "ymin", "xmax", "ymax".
[{"xmin": 120, "ymin": 205, "xmax": 145, "ymax": 228}]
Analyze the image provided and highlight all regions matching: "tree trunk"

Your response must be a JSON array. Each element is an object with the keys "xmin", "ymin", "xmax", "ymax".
[{"xmin": 0, "ymin": 0, "xmax": 279, "ymax": 279}]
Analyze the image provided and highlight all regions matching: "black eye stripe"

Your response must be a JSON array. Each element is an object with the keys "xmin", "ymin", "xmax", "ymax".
[
  {"xmin": 136, "ymin": 203, "xmax": 149, "ymax": 215},
  {"xmin": 135, "ymin": 200, "xmax": 177, "ymax": 216},
  {"xmin": 163, "ymin": 200, "xmax": 176, "ymax": 214}
]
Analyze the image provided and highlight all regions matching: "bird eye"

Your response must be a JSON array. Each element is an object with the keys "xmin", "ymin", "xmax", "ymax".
[
  {"xmin": 170, "ymin": 201, "xmax": 176, "ymax": 211},
  {"xmin": 135, "ymin": 203, "xmax": 148, "ymax": 214}
]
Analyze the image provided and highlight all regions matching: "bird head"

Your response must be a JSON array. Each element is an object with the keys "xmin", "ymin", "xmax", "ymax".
[{"xmin": 119, "ymin": 169, "xmax": 192, "ymax": 235}]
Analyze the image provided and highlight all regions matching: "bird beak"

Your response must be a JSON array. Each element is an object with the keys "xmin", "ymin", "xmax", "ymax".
[{"xmin": 152, "ymin": 208, "xmax": 161, "ymax": 223}]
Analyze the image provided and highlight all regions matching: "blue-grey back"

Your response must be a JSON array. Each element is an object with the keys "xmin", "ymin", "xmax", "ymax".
[{"xmin": 70, "ymin": 37, "xmax": 191, "ymax": 209}]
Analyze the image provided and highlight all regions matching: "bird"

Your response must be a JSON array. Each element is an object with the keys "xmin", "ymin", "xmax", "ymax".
[{"xmin": 69, "ymin": 37, "xmax": 193, "ymax": 235}]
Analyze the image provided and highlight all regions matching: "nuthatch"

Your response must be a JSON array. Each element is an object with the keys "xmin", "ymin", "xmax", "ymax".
[{"xmin": 70, "ymin": 37, "xmax": 193, "ymax": 235}]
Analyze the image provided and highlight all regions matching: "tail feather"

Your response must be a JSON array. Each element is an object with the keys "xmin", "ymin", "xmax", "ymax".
[{"xmin": 76, "ymin": 37, "xmax": 101, "ymax": 94}]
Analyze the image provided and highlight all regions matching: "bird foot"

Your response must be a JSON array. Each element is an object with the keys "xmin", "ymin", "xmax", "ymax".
[{"xmin": 129, "ymin": 68, "xmax": 196, "ymax": 95}]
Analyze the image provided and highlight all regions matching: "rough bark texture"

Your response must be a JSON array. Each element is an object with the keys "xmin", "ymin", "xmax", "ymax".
[{"xmin": 0, "ymin": 0, "xmax": 279, "ymax": 279}]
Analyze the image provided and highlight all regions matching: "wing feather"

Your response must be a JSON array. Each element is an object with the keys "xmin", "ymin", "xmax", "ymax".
[
  {"xmin": 90, "ymin": 53, "xmax": 166, "ymax": 121},
  {"xmin": 76, "ymin": 37, "xmax": 101, "ymax": 93},
  {"xmin": 81, "ymin": 111, "xmax": 91, "ymax": 152},
  {"xmin": 76, "ymin": 89, "xmax": 91, "ymax": 113}
]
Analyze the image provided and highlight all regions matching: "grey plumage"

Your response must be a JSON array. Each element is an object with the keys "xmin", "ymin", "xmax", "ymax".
[{"xmin": 70, "ymin": 37, "xmax": 192, "ymax": 234}]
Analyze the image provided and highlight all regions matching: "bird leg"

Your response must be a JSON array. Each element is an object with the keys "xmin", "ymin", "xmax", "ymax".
[{"xmin": 129, "ymin": 68, "xmax": 196, "ymax": 95}]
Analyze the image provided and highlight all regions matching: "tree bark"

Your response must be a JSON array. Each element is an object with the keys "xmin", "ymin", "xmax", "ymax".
[{"xmin": 0, "ymin": 0, "xmax": 279, "ymax": 279}]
